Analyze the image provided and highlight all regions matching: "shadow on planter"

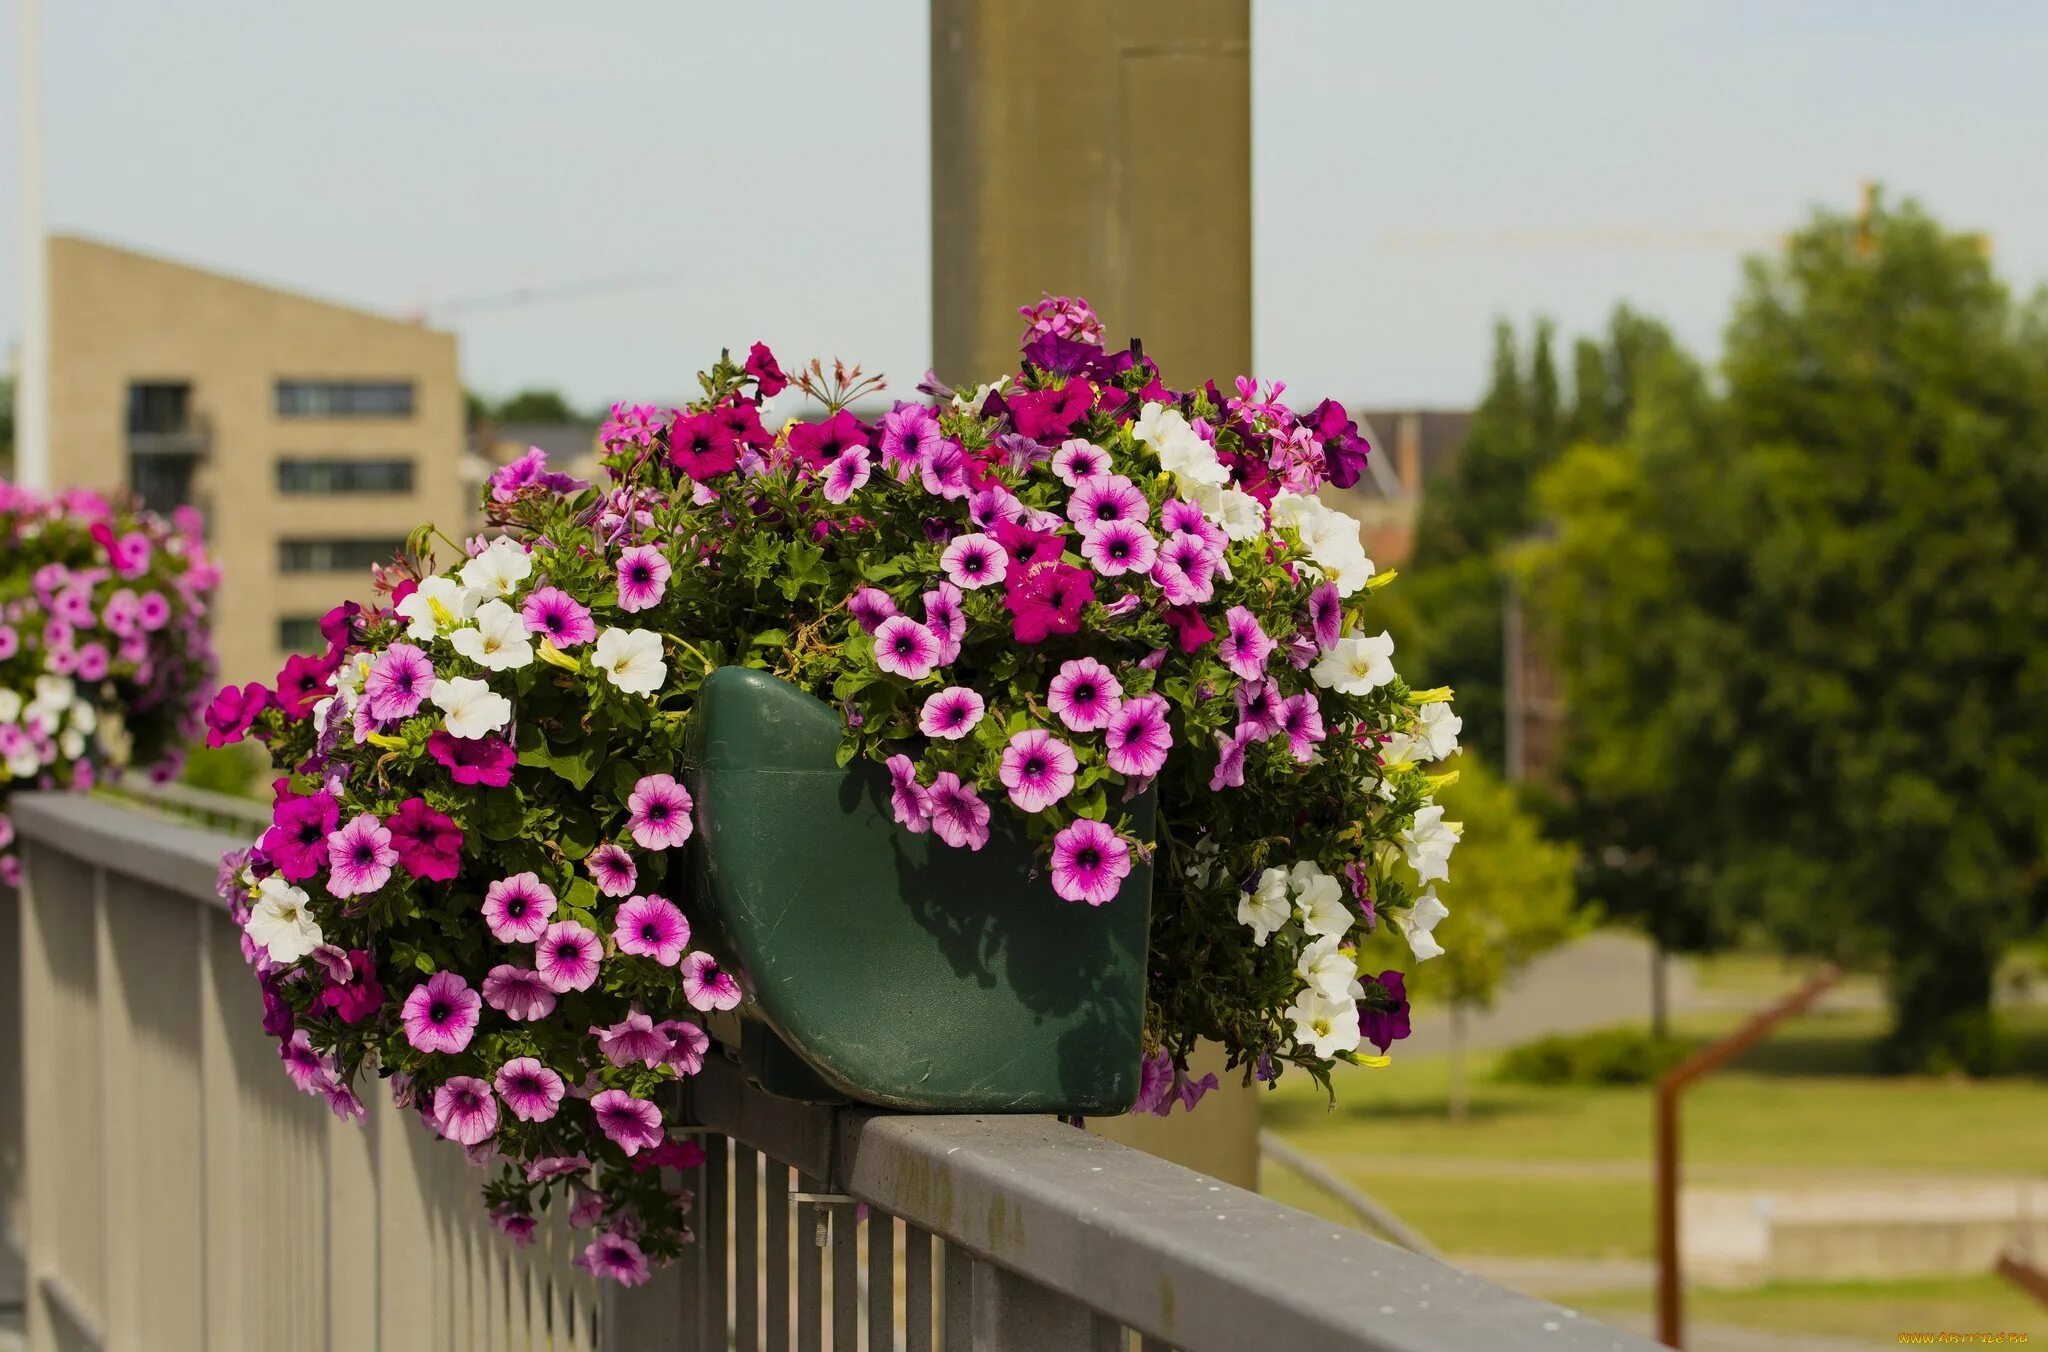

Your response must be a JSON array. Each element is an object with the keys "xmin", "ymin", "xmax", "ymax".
[{"xmin": 684, "ymin": 667, "xmax": 1154, "ymax": 1114}]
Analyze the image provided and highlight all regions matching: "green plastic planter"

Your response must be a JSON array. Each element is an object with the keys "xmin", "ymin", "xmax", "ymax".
[{"xmin": 684, "ymin": 667, "xmax": 1155, "ymax": 1114}]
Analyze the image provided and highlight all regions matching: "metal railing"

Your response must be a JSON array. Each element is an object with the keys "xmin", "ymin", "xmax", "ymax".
[{"xmin": 6, "ymin": 790, "xmax": 1659, "ymax": 1352}]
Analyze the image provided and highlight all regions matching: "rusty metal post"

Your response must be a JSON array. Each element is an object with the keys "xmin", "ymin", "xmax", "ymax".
[
  {"xmin": 1654, "ymin": 964, "xmax": 1840, "ymax": 1348},
  {"xmin": 1995, "ymin": 1248, "xmax": 2048, "ymax": 1310}
]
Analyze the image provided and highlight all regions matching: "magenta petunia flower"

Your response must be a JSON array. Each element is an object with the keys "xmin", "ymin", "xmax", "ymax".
[
  {"xmin": 885, "ymin": 754, "xmax": 931, "ymax": 834},
  {"xmin": 1277, "ymin": 691, "xmax": 1326, "ymax": 762},
  {"xmin": 922, "ymin": 582, "xmax": 967, "ymax": 659},
  {"xmin": 593, "ymin": 1010, "xmax": 674, "ymax": 1069},
  {"xmin": 493, "ymin": 1205, "xmax": 538, "ymax": 1248},
  {"xmin": 387, "ymin": 796, "xmax": 463, "ymax": 881},
  {"xmin": 1234, "ymin": 679, "xmax": 1282, "ymax": 740},
  {"xmin": 526, "ymin": 1153, "xmax": 592, "ymax": 1183},
  {"xmin": 535, "ymin": 921, "xmax": 603, "ymax": 993},
  {"xmin": 482, "ymin": 964, "xmax": 558, "ymax": 1021},
  {"xmin": 578, "ymin": 1231, "xmax": 651, "ymax": 1287},
  {"xmin": 1105, "ymin": 694, "xmax": 1173, "ymax": 778},
  {"xmin": 879, "ymin": 403, "xmax": 943, "ymax": 481},
  {"xmin": 587, "ymin": 842, "xmax": 637, "ymax": 897},
  {"xmin": 280, "ymin": 1029, "xmax": 334, "ymax": 1094},
  {"xmin": 615, "ymin": 546, "xmax": 672, "ymax": 613},
  {"xmin": 1307, "ymin": 581, "xmax": 1342, "ymax": 652},
  {"xmin": 363, "ymin": 642, "xmax": 437, "ymax": 722},
  {"xmin": 590, "ymin": 1089, "xmax": 666, "ymax": 1158},
  {"xmin": 1048, "ymin": 657, "xmax": 1124, "ymax": 732},
  {"xmin": 432, "ymin": 1075, "xmax": 500, "ymax": 1146},
  {"xmin": 1005, "ymin": 562, "xmax": 1095, "ymax": 644},
  {"xmin": 1051, "ymin": 819, "xmax": 1133, "ymax": 906},
  {"xmin": 326, "ymin": 812, "xmax": 398, "ymax": 897},
  {"xmin": 847, "ymin": 587, "xmax": 899, "ymax": 635},
  {"xmin": 941, "ymin": 533, "xmax": 1008, "ymax": 590},
  {"xmin": 822, "ymin": 446, "xmax": 872, "ymax": 503},
  {"xmin": 262, "ymin": 789, "xmax": 339, "ymax": 882},
  {"xmin": 483, "ymin": 872, "xmax": 558, "ymax": 943},
  {"xmin": 969, "ymin": 484, "xmax": 1026, "ymax": 530},
  {"xmin": 919, "ymin": 686, "xmax": 986, "ymax": 740},
  {"xmin": 670, "ymin": 410, "xmax": 739, "ymax": 480},
  {"xmin": 919, "ymin": 439, "xmax": 973, "ymax": 500},
  {"xmin": 522, "ymin": 586, "xmax": 598, "ymax": 648},
  {"xmin": 429, "ymin": 730, "xmax": 516, "ymax": 787},
  {"xmin": 661, "ymin": 1020, "xmax": 711, "ymax": 1076},
  {"xmin": 681, "ymin": 950, "xmax": 743, "ymax": 1012},
  {"xmin": 1159, "ymin": 496, "xmax": 1220, "ymax": 545},
  {"xmin": 567, "ymin": 1188, "xmax": 607, "ymax": 1228},
  {"xmin": 999, "ymin": 729, "xmax": 1078, "ymax": 813},
  {"xmin": 925, "ymin": 772, "xmax": 991, "ymax": 851},
  {"xmin": 1079, "ymin": 519, "xmax": 1158, "ymax": 577},
  {"xmin": 401, "ymin": 971, "xmax": 482, "ymax": 1055},
  {"xmin": 1052, "ymin": 439, "xmax": 1109, "ymax": 487},
  {"xmin": 325, "ymin": 1082, "xmax": 367, "ymax": 1124},
  {"xmin": 1163, "ymin": 604, "xmax": 1215, "ymax": 654},
  {"xmin": 1068, "ymin": 474, "xmax": 1148, "ymax": 533},
  {"xmin": 627, "ymin": 773, "xmax": 694, "ymax": 851},
  {"xmin": 614, "ymin": 893, "xmax": 690, "ymax": 966},
  {"xmin": 1210, "ymin": 726, "xmax": 1251, "ymax": 791},
  {"xmin": 1218, "ymin": 606, "xmax": 1275, "ymax": 681},
  {"xmin": 874, "ymin": 616, "xmax": 942, "ymax": 680},
  {"xmin": 1151, "ymin": 535, "xmax": 1218, "ymax": 606}
]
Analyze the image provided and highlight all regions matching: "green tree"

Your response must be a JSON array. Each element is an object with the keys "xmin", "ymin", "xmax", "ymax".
[
  {"xmin": 492, "ymin": 388, "xmax": 583, "ymax": 423},
  {"xmin": 1525, "ymin": 196, "xmax": 2048, "ymax": 1071}
]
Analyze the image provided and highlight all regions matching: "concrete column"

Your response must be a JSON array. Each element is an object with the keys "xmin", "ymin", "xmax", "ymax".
[{"xmin": 930, "ymin": 0, "xmax": 1259, "ymax": 1191}]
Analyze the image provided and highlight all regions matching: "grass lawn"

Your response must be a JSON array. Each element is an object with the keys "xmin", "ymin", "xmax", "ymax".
[{"xmin": 1571, "ymin": 1275, "xmax": 2046, "ymax": 1343}]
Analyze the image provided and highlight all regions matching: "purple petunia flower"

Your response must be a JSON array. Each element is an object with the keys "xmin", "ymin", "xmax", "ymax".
[
  {"xmin": 874, "ymin": 616, "xmax": 942, "ymax": 680},
  {"xmin": 1051, "ymin": 439, "xmax": 1109, "ymax": 487},
  {"xmin": 822, "ymin": 446, "xmax": 872, "ymax": 503},
  {"xmin": 1210, "ymin": 726, "xmax": 1252, "ymax": 791},
  {"xmin": 594, "ymin": 1010, "xmax": 675, "ymax": 1069},
  {"xmin": 483, "ymin": 872, "xmax": 558, "ymax": 944},
  {"xmin": 363, "ymin": 642, "xmax": 437, "ymax": 722},
  {"xmin": 941, "ymin": 533, "xmax": 1008, "ymax": 590},
  {"xmin": 999, "ymin": 729, "xmax": 1078, "ymax": 814},
  {"xmin": 494, "ymin": 1056, "xmax": 566, "ymax": 1122},
  {"xmin": 627, "ymin": 773, "xmax": 695, "ymax": 851},
  {"xmin": 590, "ymin": 1089, "xmax": 666, "ymax": 1158},
  {"xmin": 535, "ymin": 921, "xmax": 603, "ymax": 993},
  {"xmin": 432, "ymin": 1076, "xmax": 500, "ymax": 1146},
  {"xmin": 429, "ymin": 730, "xmax": 516, "ymax": 787},
  {"xmin": 1068, "ymin": 474, "xmax": 1148, "ymax": 534},
  {"xmin": 879, "ymin": 403, "xmax": 943, "ymax": 481},
  {"xmin": 615, "ymin": 546, "xmax": 671, "ymax": 613},
  {"xmin": 681, "ymin": 950, "xmax": 743, "ymax": 1012},
  {"xmin": 587, "ymin": 843, "xmax": 637, "ymax": 896},
  {"xmin": 886, "ymin": 754, "xmax": 931, "ymax": 833},
  {"xmin": 1104, "ymin": 694, "xmax": 1172, "ymax": 778},
  {"xmin": 1307, "ymin": 581, "xmax": 1342, "ymax": 652},
  {"xmin": 1048, "ymin": 657, "xmax": 1124, "ymax": 732},
  {"xmin": 925, "ymin": 772, "xmax": 991, "ymax": 851},
  {"xmin": 1218, "ymin": 606, "xmax": 1275, "ymax": 681},
  {"xmin": 614, "ymin": 893, "xmax": 690, "ymax": 966},
  {"xmin": 1360, "ymin": 970, "xmax": 1412, "ymax": 1053},
  {"xmin": 482, "ymin": 964, "xmax": 557, "ymax": 1021},
  {"xmin": 1276, "ymin": 692, "xmax": 1326, "ymax": 762},
  {"xmin": 919, "ymin": 686, "xmax": 986, "ymax": 740},
  {"xmin": 522, "ymin": 587, "xmax": 598, "ymax": 648},
  {"xmin": 401, "ymin": 971, "xmax": 481, "ymax": 1055},
  {"xmin": 326, "ymin": 812, "xmax": 398, "ymax": 898},
  {"xmin": 579, "ymin": 1231, "xmax": 652, "ymax": 1288},
  {"xmin": 1079, "ymin": 519, "xmax": 1158, "ymax": 577},
  {"xmin": 1234, "ymin": 679, "xmax": 1282, "ymax": 740},
  {"xmin": 1050, "ymin": 819, "xmax": 1133, "ymax": 907},
  {"xmin": 847, "ymin": 587, "xmax": 899, "ymax": 635}
]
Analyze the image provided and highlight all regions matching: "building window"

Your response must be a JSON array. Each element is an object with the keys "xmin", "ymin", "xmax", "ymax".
[
  {"xmin": 275, "ymin": 380, "xmax": 416, "ymax": 418},
  {"xmin": 276, "ymin": 458, "xmax": 416, "ymax": 494},
  {"xmin": 278, "ymin": 538, "xmax": 406, "ymax": 574},
  {"xmin": 277, "ymin": 615, "xmax": 326, "ymax": 652},
  {"xmin": 128, "ymin": 382, "xmax": 192, "ymax": 435}
]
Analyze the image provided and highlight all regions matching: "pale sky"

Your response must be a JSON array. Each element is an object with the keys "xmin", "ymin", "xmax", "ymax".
[{"xmin": 4, "ymin": 2, "xmax": 2045, "ymax": 412}]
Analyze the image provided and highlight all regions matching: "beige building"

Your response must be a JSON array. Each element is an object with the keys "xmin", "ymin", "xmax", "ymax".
[{"xmin": 47, "ymin": 235, "xmax": 465, "ymax": 685}]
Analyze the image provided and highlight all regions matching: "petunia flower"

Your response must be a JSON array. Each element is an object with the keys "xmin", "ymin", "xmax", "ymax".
[
  {"xmin": 262, "ymin": 789, "xmax": 340, "ymax": 881},
  {"xmin": 1237, "ymin": 868, "xmax": 1291, "ymax": 946},
  {"xmin": 362, "ymin": 642, "xmax": 439, "ymax": 721},
  {"xmin": 919, "ymin": 686, "xmax": 986, "ymax": 740},
  {"xmin": 1307, "ymin": 582, "xmax": 1342, "ymax": 652},
  {"xmin": 1051, "ymin": 438, "xmax": 1109, "ymax": 486},
  {"xmin": 401, "ymin": 971, "xmax": 482, "ymax": 1055},
  {"xmin": 387, "ymin": 797, "xmax": 463, "ymax": 881},
  {"xmin": 481, "ymin": 964, "xmax": 557, "ymax": 1022},
  {"xmin": 534, "ymin": 921, "xmax": 603, "ymax": 993},
  {"xmin": 822, "ymin": 446, "xmax": 872, "ymax": 503},
  {"xmin": 587, "ymin": 842, "xmax": 638, "ymax": 896},
  {"xmin": 578, "ymin": 1231, "xmax": 652, "ymax": 1287},
  {"xmin": 627, "ymin": 773, "xmax": 695, "ymax": 851},
  {"xmin": 395, "ymin": 575, "xmax": 482, "ymax": 642},
  {"xmin": 941, "ymin": 533, "xmax": 1008, "ymax": 590},
  {"xmin": 1079, "ymin": 520, "xmax": 1158, "ymax": 577},
  {"xmin": 1285, "ymin": 990, "xmax": 1361, "ymax": 1060},
  {"xmin": 878, "ymin": 404, "xmax": 943, "ymax": 481},
  {"xmin": 521, "ymin": 587, "xmax": 598, "ymax": 648},
  {"xmin": 660, "ymin": 1021, "xmax": 711, "ymax": 1076},
  {"xmin": 593, "ymin": 1010, "xmax": 675, "ymax": 1070},
  {"xmin": 1275, "ymin": 692, "xmax": 1327, "ymax": 763},
  {"xmin": 1218, "ymin": 606, "xmax": 1275, "ymax": 681},
  {"xmin": 483, "ymin": 872, "xmax": 558, "ymax": 944},
  {"xmin": 670, "ymin": 411, "xmax": 739, "ymax": 480},
  {"xmin": 874, "ymin": 616, "xmax": 942, "ymax": 680},
  {"xmin": 589, "ymin": 1089, "xmax": 666, "ymax": 1159},
  {"xmin": 1209, "ymin": 726, "xmax": 1251, "ymax": 792},
  {"xmin": 432, "ymin": 1076, "xmax": 500, "ymax": 1146},
  {"xmin": 1050, "ymin": 819, "xmax": 1133, "ymax": 907},
  {"xmin": 681, "ymin": 951, "xmax": 743, "ymax": 1012},
  {"xmin": 847, "ymin": 587, "xmax": 899, "ymax": 634},
  {"xmin": 925, "ymin": 772, "xmax": 991, "ymax": 851},
  {"xmin": 428, "ymin": 730, "xmax": 516, "ymax": 787},
  {"xmin": 459, "ymin": 538, "xmax": 534, "ymax": 600},
  {"xmin": 885, "ymin": 755, "xmax": 931, "ymax": 834},
  {"xmin": 280, "ymin": 1030, "xmax": 335, "ymax": 1094},
  {"xmin": 432, "ymin": 676, "xmax": 513, "ymax": 740},
  {"xmin": 1005, "ymin": 563, "xmax": 1094, "ymax": 644},
  {"xmin": 1104, "ymin": 694, "xmax": 1172, "ymax": 778},
  {"xmin": 999, "ymin": 729, "xmax": 1078, "ymax": 814},
  {"xmin": 1400, "ymin": 808, "xmax": 1461, "ymax": 887},
  {"xmin": 450, "ymin": 599, "xmax": 535, "ymax": 671},
  {"xmin": 614, "ymin": 546, "xmax": 672, "ymax": 614},
  {"xmin": 1311, "ymin": 630, "xmax": 1395, "ymax": 696},
  {"xmin": 1234, "ymin": 680, "xmax": 1282, "ymax": 740},
  {"xmin": 1067, "ymin": 474, "xmax": 1148, "ymax": 534},
  {"xmin": 614, "ymin": 893, "xmax": 690, "ymax": 966},
  {"xmin": 592, "ymin": 627, "xmax": 667, "ymax": 695},
  {"xmin": 325, "ymin": 812, "xmax": 398, "ymax": 897}
]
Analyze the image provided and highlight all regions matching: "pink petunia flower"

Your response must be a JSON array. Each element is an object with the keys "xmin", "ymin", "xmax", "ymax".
[
  {"xmin": 879, "ymin": 403, "xmax": 943, "ymax": 481},
  {"xmin": 1210, "ymin": 726, "xmax": 1252, "ymax": 791},
  {"xmin": 522, "ymin": 587, "xmax": 598, "ymax": 648},
  {"xmin": 593, "ymin": 1011, "xmax": 674, "ymax": 1069},
  {"xmin": 401, "ymin": 971, "xmax": 482, "ymax": 1055},
  {"xmin": 660, "ymin": 1020, "xmax": 710, "ymax": 1076},
  {"xmin": 614, "ymin": 893, "xmax": 690, "ymax": 966},
  {"xmin": 615, "ymin": 546, "xmax": 672, "ymax": 613},
  {"xmin": 627, "ymin": 774, "xmax": 694, "ymax": 851},
  {"xmin": 578, "ymin": 1231, "xmax": 652, "ymax": 1287},
  {"xmin": 922, "ymin": 584, "xmax": 967, "ymax": 665},
  {"xmin": 1104, "ymin": 694, "xmax": 1172, "ymax": 778},
  {"xmin": 262, "ymin": 789, "xmax": 339, "ymax": 881},
  {"xmin": 1234, "ymin": 680, "xmax": 1282, "ymax": 740},
  {"xmin": 1079, "ymin": 520, "xmax": 1158, "ymax": 577},
  {"xmin": 363, "ymin": 642, "xmax": 437, "ymax": 722},
  {"xmin": 847, "ymin": 587, "xmax": 899, "ymax": 635},
  {"xmin": 492, "ymin": 1205, "xmax": 538, "ymax": 1248},
  {"xmin": 326, "ymin": 812, "xmax": 398, "ymax": 897},
  {"xmin": 1218, "ymin": 606, "xmax": 1275, "ymax": 681},
  {"xmin": 429, "ymin": 730, "xmax": 516, "ymax": 787},
  {"xmin": 483, "ymin": 872, "xmax": 558, "ymax": 944},
  {"xmin": 874, "ymin": 616, "xmax": 942, "ymax": 680},
  {"xmin": 387, "ymin": 797, "xmax": 462, "ymax": 882},
  {"xmin": 885, "ymin": 755, "xmax": 931, "ymax": 834},
  {"xmin": 590, "ymin": 1089, "xmax": 665, "ymax": 1157},
  {"xmin": 482, "ymin": 964, "xmax": 558, "ymax": 1021},
  {"xmin": 1151, "ymin": 534, "xmax": 1218, "ymax": 606},
  {"xmin": 968, "ymin": 485, "xmax": 1026, "ymax": 530},
  {"xmin": 1051, "ymin": 439, "xmax": 1109, "ymax": 487},
  {"xmin": 681, "ymin": 950, "xmax": 743, "ymax": 1012},
  {"xmin": 587, "ymin": 843, "xmax": 638, "ymax": 897},
  {"xmin": 1276, "ymin": 691, "xmax": 1326, "ymax": 763},
  {"xmin": 432, "ymin": 1076, "xmax": 500, "ymax": 1145},
  {"xmin": 1048, "ymin": 657, "xmax": 1123, "ymax": 732},
  {"xmin": 822, "ymin": 446, "xmax": 872, "ymax": 503},
  {"xmin": 280, "ymin": 1029, "xmax": 334, "ymax": 1094},
  {"xmin": 919, "ymin": 687, "xmax": 986, "ymax": 740},
  {"xmin": 1051, "ymin": 819, "xmax": 1134, "ymax": 906},
  {"xmin": 925, "ymin": 772, "xmax": 991, "ymax": 851},
  {"xmin": 941, "ymin": 533, "xmax": 1008, "ymax": 590},
  {"xmin": 493, "ymin": 1056, "xmax": 567, "ymax": 1122},
  {"xmin": 999, "ymin": 729, "xmax": 1078, "ymax": 814},
  {"xmin": 535, "ymin": 921, "xmax": 603, "ymax": 993},
  {"xmin": 1067, "ymin": 474, "xmax": 1148, "ymax": 533},
  {"xmin": 525, "ymin": 1154, "xmax": 591, "ymax": 1183},
  {"xmin": 1307, "ymin": 581, "xmax": 1342, "ymax": 652}
]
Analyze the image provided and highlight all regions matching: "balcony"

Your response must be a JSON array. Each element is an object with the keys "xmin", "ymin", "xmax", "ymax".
[{"xmin": 0, "ymin": 790, "xmax": 1659, "ymax": 1352}]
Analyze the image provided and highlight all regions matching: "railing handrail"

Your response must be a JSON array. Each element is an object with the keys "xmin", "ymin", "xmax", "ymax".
[{"xmin": 15, "ymin": 792, "xmax": 234, "ymax": 910}]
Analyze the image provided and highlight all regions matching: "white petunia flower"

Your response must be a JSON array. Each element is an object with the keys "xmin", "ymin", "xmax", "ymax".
[
  {"xmin": 1312, "ymin": 630, "xmax": 1397, "ymax": 696},
  {"xmin": 58, "ymin": 728, "xmax": 86, "ymax": 761},
  {"xmin": 1285, "ymin": 990, "xmax": 1362, "ymax": 1060},
  {"xmin": 1385, "ymin": 702, "xmax": 1462, "ymax": 765},
  {"xmin": 1295, "ymin": 934, "xmax": 1359, "ymax": 1002},
  {"xmin": 1271, "ymin": 492, "xmax": 1376, "ymax": 597},
  {"xmin": 1184, "ymin": 479, "xmax": 1267, "ymax": 541},
  {"xmin": 592, "ymin": 627, "xmax": 667, "ymax": 697},
  {"xmin": 31, "ymin": 675, "xmax": 74, "ymax": 717},
  {"xmin": 1401, "ymin": 803, "xmax": 1462, "ymax": 885},
  {"xmin": 67, "ymin": 699, "xmax": 97, "ymax": 734},
  {"xmin": 431, "ymin": 675, "xmax": 513, "ymax": 739},
  {"xmin": 1291, "ymin": 860, "xmax": 1353, "ymax": 939},
  {"xmin": 1135, "ymin": 402, "xmax": 1232, "ymax": 490},
  {"xmin": 395, "ymin": 575, "xmax": 482, "ymax": 642},
  {"xmin": 1237, "ymin": 867, "xmax": 1292, "ymax": 946},
  {"xmin": 0, "ymin": 689, "xmax": 20, "ymax": 723},
  {"xmin": 1394, "ymin": 887, "xmax": 1450, "ymax": 962},
  {"xmin": 459, "ymin": 537, "xmax": 534, "ymax": 600},
  {"xmin": 247, "ymin": 875, "xmax": 324, "ymax": 963},
  {"xmin": 449, "ymin": 599, "xmax": 535, "ymax": 672}
]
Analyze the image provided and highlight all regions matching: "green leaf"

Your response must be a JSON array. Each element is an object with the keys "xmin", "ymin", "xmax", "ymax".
[{"xmin": 750, "ymin": 629, "xmax": 790, "ymax": 648}]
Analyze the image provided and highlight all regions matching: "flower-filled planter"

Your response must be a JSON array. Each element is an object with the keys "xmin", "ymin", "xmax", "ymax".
[
  {"xmin": 220, "ymin": 294, "xmax": 1466, "ymax": 1283},
  {"xmin": 0, "ymin": 482, "xmax": 220, "ymax": 883}
]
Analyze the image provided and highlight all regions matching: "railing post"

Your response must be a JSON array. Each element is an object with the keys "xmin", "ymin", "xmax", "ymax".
[{"xmin": 975, "ymin": 1263, "xmax": 1110, "ymax": 1351}]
